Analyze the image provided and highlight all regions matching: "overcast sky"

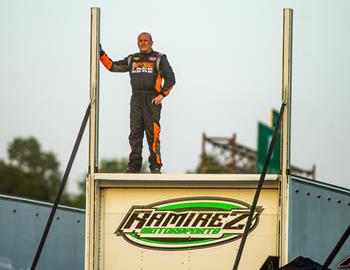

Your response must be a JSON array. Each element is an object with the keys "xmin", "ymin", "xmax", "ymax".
[{"xmin": 0, "ymin": 0, "xmax": 349, "ymax": 194}]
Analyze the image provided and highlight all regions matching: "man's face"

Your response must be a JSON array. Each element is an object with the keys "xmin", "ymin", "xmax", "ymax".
[{"xmin": 137, "ymin": 33, "xmax": 153, "ymax": 54}]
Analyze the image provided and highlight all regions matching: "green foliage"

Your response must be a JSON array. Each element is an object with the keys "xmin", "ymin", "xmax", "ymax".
[
  {"xmin": 1, "ymin": 136, "xmax": 227, "ymax": 209},
  {"xmin": 69, "ymin": 179, "xmax": 86, "ymax": 209},
  {"xmin": 99, "ymin": 158, "xmax": 129, "ymax": 173},
  {"xmin": 99, "ymin": 158, "xmax": 147, "ymax": 173},
  {"xmin": 0, "ymin": 137, "xmax": 151, "ymax": 209},
  {"xmin": 187, "ymin": 154, "xmax": 228, "ymax": 174},
  {"xmin": 72, "ymin": 158, "xmax": 147, "ymax": 208},
  {"xmin": 0, "ymin": 137, "xmax": 69, "ymax": 203}
]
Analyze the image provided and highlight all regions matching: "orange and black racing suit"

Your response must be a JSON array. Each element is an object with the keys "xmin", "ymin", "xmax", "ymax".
[{"xmin": 100, "ymin": 49, "xmax": 175, "ymax": 172}]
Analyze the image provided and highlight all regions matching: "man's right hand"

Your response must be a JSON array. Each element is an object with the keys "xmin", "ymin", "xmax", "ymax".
[
  {"xmin": 99, "ymin": 44, "xmax": 105, "ymax": 56},
  {"xmin": 152, "ymin": 95, "xmax": 164, "ymax": 105}
]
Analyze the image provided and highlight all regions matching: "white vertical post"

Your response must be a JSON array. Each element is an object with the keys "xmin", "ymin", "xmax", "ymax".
[
  {"xmin": 89, "ymin": 7, "xmax": 100, "ymax": 174},
  {"xmin": 280, "ymin": 8, "xmax": 293, "ymax": 267},
  {"xmin": 86, "ymin": 7, "xmax": 100, "ymax": 270}
]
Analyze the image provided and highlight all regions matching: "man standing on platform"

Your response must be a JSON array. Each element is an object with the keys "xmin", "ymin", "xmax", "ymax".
[{"xmin": 99, "ymin": 32, "xmax": 175, "ymax": 174}]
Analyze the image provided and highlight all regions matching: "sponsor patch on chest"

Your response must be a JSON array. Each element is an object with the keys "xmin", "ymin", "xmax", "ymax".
[{"xmin": 132, "ymin": 62, "xmax": 155, "ymax": 73}]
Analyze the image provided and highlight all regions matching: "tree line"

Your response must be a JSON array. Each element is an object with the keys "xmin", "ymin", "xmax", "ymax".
[{"xmin": 0, "ymin": 137, "xmax": 222, "ymax": 208}]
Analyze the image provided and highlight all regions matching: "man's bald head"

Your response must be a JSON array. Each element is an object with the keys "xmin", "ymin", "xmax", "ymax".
[
  {"xmin": 137, "ymin": 32, "xmax": 153, "ymax": 54},
  {"xmin": 138, "ymin": 32, "xmax": 153, "ymax": 42}
]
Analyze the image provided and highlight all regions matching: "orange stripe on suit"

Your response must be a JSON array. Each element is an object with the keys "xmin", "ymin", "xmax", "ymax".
[
  {"xmin": 100, "ymin": 53, "xmax": 113, "ymax": 70},
  {"xmin": 152, "ymin": 122, "xmax": 161, "ymax": 165}
]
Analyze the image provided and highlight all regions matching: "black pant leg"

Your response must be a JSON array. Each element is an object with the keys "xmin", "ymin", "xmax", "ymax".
[
  {"xmin": 143, "ymin": 95, "xmax": 162, "ymax": 171},
  {"xmin": 128, "ymin": 95, "xmax": 144, "ymax": 171}
]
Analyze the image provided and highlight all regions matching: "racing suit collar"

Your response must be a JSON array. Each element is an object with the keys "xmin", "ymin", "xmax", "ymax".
[{"xmin": 140, "ymin": 49, "xmax": 154, "ymax": 55}]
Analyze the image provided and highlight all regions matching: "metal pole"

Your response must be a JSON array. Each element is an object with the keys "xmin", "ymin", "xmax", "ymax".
[
  {"xmin": 280, "ymin": 8, "xmax": 293, "ymax": 267},
  {"xmin": 89, "ymin": 7, "xmax": 100, "ymax": 174},
  {"xmin": 85, "ymin": 7, "xmax": 100, "ymax": 270}
]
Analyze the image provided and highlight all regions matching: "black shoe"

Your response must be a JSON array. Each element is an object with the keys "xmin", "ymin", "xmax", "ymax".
[{"xmin": 151, "ymin": 169, "xmax": 161, "ymax": 174}]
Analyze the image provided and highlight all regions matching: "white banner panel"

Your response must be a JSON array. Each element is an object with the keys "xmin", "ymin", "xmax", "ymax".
[{"xmin": 98, "ymin": 182, "xmax": 278, "ymax": 270}]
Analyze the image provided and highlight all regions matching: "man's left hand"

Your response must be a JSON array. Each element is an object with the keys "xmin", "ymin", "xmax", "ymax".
[{"xmin": 152, "ymin": 95, "xmax": 164, "ymax": 105}]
